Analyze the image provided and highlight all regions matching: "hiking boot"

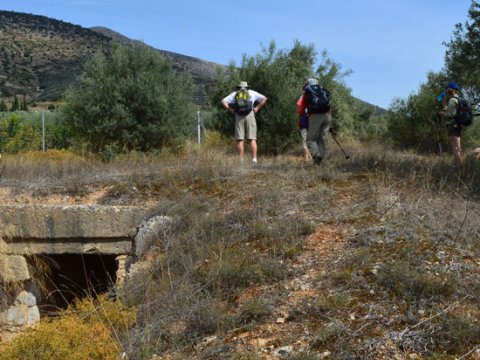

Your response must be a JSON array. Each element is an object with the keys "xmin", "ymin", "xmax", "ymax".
[{"xmin": 313, "ymin": 156, "xmax": 322, "ymax": 166}]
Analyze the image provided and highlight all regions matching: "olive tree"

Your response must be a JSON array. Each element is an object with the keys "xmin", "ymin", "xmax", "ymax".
[
  {"xmin": 61, "ymin": 42, "xmax": 196, "ymax": 154},
  {"xmin": 209, "ymin": 40, "xmax": 355, "ymax": 155}
]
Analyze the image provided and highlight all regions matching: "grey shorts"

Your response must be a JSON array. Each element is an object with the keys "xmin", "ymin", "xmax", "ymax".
[
  {"xmin": 235, "ymin": 111, "xmax": 257, "ymax": 140},
  {"xmin": 446, "ymin": 123, "xmax": 462, "ymax": 137}
]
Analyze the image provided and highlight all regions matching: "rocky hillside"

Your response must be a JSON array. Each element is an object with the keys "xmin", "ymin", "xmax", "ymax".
[
  {"xmin": 0, "ymin": 11, "xmax": 222, "ymax": 103},
  {"xmin": 0, "ymin": 11, "xmax": 110, "ymax": 101}
]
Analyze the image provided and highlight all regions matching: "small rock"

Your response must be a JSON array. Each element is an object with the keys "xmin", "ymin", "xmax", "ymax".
[
  {"xmin": 300, "ymin": 283, "xmax": 312, "ymax": 291},
  {"xmin": 274, "ymin": 346, "xmax": 292, "ymax": 356},
  {"xmin": 202, "ymin": 335, "xmax": 217, "ymax": 344},
  {"xmin": 320, "ymin": 351, "xmax": 331, "ymax": 358},
  {"xmin": 14, "ymin": 291, "xmax": 37, "ymax": 307}
]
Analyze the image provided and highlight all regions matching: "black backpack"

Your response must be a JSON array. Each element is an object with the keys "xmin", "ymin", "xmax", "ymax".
[
  {"xmin": 234, "ymin": 89, "xmax": 253, "ymax": 115},
  {"xmin": 455, "ymin": 97, "xmax": 473, "ymax": 126},
  {"xmin": 304, "ymin": 84, "xmax": 330, "ymax": 113}
]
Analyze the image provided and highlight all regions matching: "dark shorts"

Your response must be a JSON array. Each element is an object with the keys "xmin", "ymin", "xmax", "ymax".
[{"xmin": 446, "ymin": 123, "xmax": 462, "ymax": 137}]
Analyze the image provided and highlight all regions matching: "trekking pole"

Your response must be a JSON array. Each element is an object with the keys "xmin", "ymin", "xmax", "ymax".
[
  {"xmin": 329, "ymin": 129, "xmax": 350, "ymax": 160},
  {"xmin": 432, "ymin": 115, "xmax": 443, "ymax": 155}
]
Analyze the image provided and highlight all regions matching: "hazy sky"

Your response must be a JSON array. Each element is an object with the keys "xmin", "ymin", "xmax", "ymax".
[{"xmin": 1, "ymin": 0, "xmax": 474, "ymax": 108}]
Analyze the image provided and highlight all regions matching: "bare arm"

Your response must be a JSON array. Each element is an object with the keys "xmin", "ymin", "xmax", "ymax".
[
  {"xmin": 221, "ymin": 100, "xmax": 235, "ymax": 114},
  {"xmin": 254, "ymin": 96, "xmax": 267, "ymax": 113}
]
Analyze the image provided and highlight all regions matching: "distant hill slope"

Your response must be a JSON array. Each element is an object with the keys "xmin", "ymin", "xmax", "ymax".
[
  {"xmin": 90, "ymin": 27, "xmax": 221, "ymax": 83},
  {"xmin": 90, "ymin": 26, "xmax": 223, "ymax": 103},
  {"xmin": 0, "ymin": 10, "xmax": 110, "ymax": 101},
  {"xmin": 0, "ymin": 10, "xmax": 222, "ymax": 103}
]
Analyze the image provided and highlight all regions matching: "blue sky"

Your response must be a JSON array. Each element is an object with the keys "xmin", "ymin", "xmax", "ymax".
[{"xmin": 1, "ymin": 0, "xmax": 474, "ymax": 108}]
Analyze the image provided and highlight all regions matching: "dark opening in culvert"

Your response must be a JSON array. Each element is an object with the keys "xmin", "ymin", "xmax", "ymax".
[{"xmin": 26, "ymin": 254, "xmax": 118, "ymax": 314}]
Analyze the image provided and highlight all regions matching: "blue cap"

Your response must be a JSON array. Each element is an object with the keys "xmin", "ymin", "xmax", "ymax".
[{"xmin": 446, "ymin": 81, "xmax": 459, "ymax": 90}]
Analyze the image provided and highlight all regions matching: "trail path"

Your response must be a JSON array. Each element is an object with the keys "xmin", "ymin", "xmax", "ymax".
[{"xmin": 191, "ymin": 172, "xmax": 362, "ymax": 359}]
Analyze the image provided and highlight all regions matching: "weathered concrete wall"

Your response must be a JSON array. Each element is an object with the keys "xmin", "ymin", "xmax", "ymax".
[
  {"xmin": 0, "ymin": 204, "xmax": 152, "ymax": 341},
  {"xmin": 0, "ymin": 255, "xmax": 30, "ymax": 283},
  {"xmin": 0, "ymin": 205, "xmax": 150, "ymax": 255}
]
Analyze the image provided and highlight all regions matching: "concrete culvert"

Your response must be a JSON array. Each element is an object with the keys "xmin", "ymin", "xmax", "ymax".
[{"xmin": 26, "ymin": 254, "xmax": 118, "ymax": 313}]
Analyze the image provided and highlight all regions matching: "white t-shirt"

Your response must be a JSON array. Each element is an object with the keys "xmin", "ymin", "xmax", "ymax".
[{"xmin": 222, "ymin": 89, "xmax": 266, "ymax": 105}]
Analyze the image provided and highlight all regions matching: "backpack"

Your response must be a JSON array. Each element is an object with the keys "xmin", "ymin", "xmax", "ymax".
[
  {"xmin": 455, "ymin": 97, "xmax": 473, "ymax": 126},
  {"xmin": 304, "ymin": 84, "xmax": 330, "ymax": 113},
  {"xmin": 234, "ymin": 89, "xmax": 253, "ymax": 115}
]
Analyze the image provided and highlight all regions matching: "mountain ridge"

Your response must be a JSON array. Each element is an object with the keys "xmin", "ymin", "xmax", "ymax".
[
  {"xmin": 0, "ymin": 10, "xmax": 384, "ymax": 112},
  {"xmin": 0, "ymin": 10, "xmax": 222, "ymax": 103}
]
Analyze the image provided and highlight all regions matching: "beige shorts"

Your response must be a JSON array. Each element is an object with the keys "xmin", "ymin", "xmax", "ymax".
[
  {"xmin": 300, "ymin": 128, "xmax": 308, "ymax": 149},
  {"xmin": 235, "ymin": 111, "xmax": 256, "ymax": 140}
]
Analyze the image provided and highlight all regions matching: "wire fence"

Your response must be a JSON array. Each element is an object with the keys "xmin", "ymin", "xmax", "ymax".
[{"xmin": 0, "ymin": 110, "xmax": 211, "ymax": 154}]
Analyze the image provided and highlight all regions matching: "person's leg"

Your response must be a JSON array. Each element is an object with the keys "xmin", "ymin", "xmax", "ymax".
[
  {"xmin": 317, "ymin": 113, "xmax": 331, "ymax": 161},
  {"xmin": 237, "ymin": 140, "xmax": 245, "ymax": 159},
  {"xmin": 301, "ymin": 129, "xmax": 312, "ymax": 161},
  {"xmin": 235, "ymin": 116, "xmax": 246, "ymax": 160},
  {"xmin": 250, "ymin": 140, "xmax": 257, "ymax": 162},
  {"xmin": 449, "ymin": 135, "xmax": 463, "ymax": 166},
  {"xmin": 245, "ymin": 112, "xmax": 258, "ymax": 162},
  {"xmin": 306, "ymin": 114, "xmax": 321, "ymax": 163}
]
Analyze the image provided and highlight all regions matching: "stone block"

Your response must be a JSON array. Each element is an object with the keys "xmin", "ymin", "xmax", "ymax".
[
  {"xmin": 14, "ymin": 291, "xmax": 37, "ymax": 307},
  {"xmin": 0, "ymin": 205, "xmax": 149, "ymax": 240},
  {"xmin": 0, "ymin": 255, "xmax": 30, "ymax": 283},
  {"xmin": 6, "ymin": 304, "xmax": 40, "ymax": 326},
  {"xmin": 134, "ymin": 215, "xmax": 173, "ymax": 257}
]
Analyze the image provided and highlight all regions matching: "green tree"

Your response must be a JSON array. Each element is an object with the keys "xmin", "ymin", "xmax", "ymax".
[
  {"xmin": 209, "ymin": 41, "xmax": 355, "ymax": 155},
  {"xmin": 386, "ymin": 72, "xmax": 453, "ymax": 153},
  {"xmin": 0, "ymin": 99, "xmax": 7, "ymax": 112},
  {"xmin": 10, "ymin": 96, "xmax": 19, "ymax": 112},
  {"xmin": 0, "ymin": 113, "xmax": 41, "ymax": 153},
  {"xmin": 61, "ymin": 42, "xmax": 196, "ymax": 154},
  {"xmin": 386, "ymin": 1, "xmax": 480, "ymax": 153},
  {"xmin": 21, "ymin": 95, "xmax": 28, "ymax": 111},
  {"xmin": 444, "ymin": 0, "xmax": 480, "ymax": 102}
]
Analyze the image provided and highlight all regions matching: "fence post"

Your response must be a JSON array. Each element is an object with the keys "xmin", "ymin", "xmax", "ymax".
[
  {"xmin": 197, "ymin": 110, "xmax": 201, "ymax": 144},
  {"xmin": 42, "ymin": 110, "xmax": 45, "ymax": 152}
]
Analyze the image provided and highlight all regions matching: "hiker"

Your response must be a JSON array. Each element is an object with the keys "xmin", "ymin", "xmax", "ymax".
[
  {"xmin": 439, "ymin": 81, "xmax": 464, "ymax": 167},
  {"xmin": 221, "ymin": 81, "xmax": 267, "ymax": 164},
  {"xmin": 298, "ymin": 110, "xmax": 312, "ymax": 161},
  {"xmin": 296, "ymin": 78, "xmax": 331, "ymax": 165}
]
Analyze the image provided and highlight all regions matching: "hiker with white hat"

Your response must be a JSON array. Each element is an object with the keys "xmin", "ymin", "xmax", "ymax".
[{"xmin": 221, "ymin": 81, "xmax": 267, "ymax": 164}]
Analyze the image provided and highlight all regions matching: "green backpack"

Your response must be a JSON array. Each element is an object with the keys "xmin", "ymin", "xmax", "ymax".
[{"xmin": 234, "ymin": 89, "xmax": 253, "ymax": 115}]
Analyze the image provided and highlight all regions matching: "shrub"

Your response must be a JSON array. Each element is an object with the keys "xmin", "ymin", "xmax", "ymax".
[
  {"xmin": 0, "ymin": 295, "xmax": 135, "ymax": 360},
  {"xmin": 61, "ymin": 42, "xmax": 196, "ymax": 154}
]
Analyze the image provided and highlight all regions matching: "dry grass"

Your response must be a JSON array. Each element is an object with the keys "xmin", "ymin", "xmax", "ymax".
[
  {"xmin": 0, "ymin": 295, "xmax": 135, "ymax": 360},
  {"xmin": 1, "ymin": 141, "xmax": 480, "ymax": 359}
]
